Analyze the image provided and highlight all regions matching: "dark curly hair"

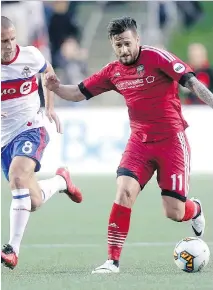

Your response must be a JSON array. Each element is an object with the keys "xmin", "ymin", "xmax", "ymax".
[{"xmin": 107, "ymin": 16, "xmax": 137, "ymax": 38}]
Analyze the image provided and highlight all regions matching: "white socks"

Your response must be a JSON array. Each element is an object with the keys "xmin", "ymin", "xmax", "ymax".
[
  {"xmin": 8, "ymin": 176, "xmax": 67, "ymax": 256},
  {"xmin": 9, "ymin": 189, "xmax": 31, "ymax": 256},
  {"xmin": 38, "ymin": 175, "xmax": 67, "ymax": 204}
]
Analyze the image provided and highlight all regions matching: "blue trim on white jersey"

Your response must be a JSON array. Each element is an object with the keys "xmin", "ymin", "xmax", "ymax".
[
  {"xmin": 1, "ymin": 75, "xmax": 35, "ymax": 83},
  {"xmin": 39, "ymin": 62, "xmax": 47, "ymax": 73}
]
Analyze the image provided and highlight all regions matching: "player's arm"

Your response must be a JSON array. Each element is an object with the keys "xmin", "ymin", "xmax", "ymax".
[
  {"xmin": 40, "ymin": 61, "xmax": 62, "ymax": 133},
  {"xmin": 179, "ymin": 73, "xmax": 213, "ymax": 109},
  {"xmin": 45, "ymin": 72, "xmax": 85, "ymax": 102},
  {"xmin": 55, "ymin": 84, "xmax": 85, "ymax": 102},
  {"xmin": 29, "ymin": 46, "xmax": 63, "ymax": 132},
  {"xmin": 154, "ymin": 47, "xmax": 213, "ymax": 108},
  {"xmin": 45, "ymin": 64, "xmax": 115, "ymax": 101},
  {"xmin": 41, "ymin": 61, "xmax": 55, "ymax": 109}
]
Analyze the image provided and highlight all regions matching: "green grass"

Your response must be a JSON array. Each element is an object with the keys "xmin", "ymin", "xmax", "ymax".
[{"xmin": 1, "ymin": 174, "xmax": 213, "ymax": 290}]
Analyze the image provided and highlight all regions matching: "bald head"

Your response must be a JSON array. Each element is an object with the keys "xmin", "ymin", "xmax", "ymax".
[
  {"xmin": 1, "ymin": 16, "xmax": 17, "ymax": 62},
  {"xmin": 1, "ymin": 16, "xmax": 14, "ymax": 30}
]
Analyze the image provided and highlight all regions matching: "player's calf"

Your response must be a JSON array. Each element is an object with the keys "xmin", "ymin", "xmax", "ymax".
[
  {"xmin": 92, "ymin": 175, "xmax": 140, "ymax": 274},
  {"xmin": 162, "ymin": 194, "xmax": 201, "ymax": 221},
  {"xmin": 162, "ymin": 195, "xmax": 185, "ymax": 221}
]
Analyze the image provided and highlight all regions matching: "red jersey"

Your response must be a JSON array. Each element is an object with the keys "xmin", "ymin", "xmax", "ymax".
[{"xmin": 79, "ymin": 45, "xmax": 194, "ymax": 142}]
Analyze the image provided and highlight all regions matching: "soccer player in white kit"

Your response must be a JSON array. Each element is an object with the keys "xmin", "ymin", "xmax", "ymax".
[{"xmin": 1, "ymin": 16, "xmax": 83, "ymax": 270}]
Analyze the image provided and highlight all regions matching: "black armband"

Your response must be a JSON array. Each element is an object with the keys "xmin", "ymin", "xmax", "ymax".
[
  {"xmin": 179, "ymin": 72, "xmax": 196, "ymax": 87},
  {"xmin": 78, "ymin": 82, "xmax": 94, "ymax": 100}
]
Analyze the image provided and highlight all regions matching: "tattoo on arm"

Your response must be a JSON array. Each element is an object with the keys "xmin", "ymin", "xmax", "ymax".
[{"xmin": 185, "ymin": 76, "xmax": 213, "ymax": 108}]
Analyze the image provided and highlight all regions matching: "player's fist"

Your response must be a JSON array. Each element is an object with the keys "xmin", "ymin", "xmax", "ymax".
[{"xmin": 45, "ymin": 72, "xmax": 60, "ymax": 91}]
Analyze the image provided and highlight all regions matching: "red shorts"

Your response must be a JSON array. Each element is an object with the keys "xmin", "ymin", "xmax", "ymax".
[{"xmin": 117, "ymin": 132, "xmax": 191, "ymax": 201}]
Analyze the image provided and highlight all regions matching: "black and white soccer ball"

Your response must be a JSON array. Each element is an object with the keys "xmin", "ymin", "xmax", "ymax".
[{"xmin": 173, "ymin": 237, "xmax": 210, "ymax": 273}]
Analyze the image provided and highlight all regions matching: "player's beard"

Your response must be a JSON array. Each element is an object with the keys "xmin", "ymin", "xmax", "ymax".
[
  {"xmin": 2, "ymin": 50, "xmax": 16, "ymax": 62},
  {"xmin": 119, "ymin": 49, "xmax": 140, "ymax": 66},
  {"xmin": 119, "ymin": 55, "xmax": 133, "ymax": 65}
]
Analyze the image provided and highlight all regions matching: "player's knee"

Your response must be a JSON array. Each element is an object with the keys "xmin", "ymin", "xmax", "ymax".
[
  {"xmin": 115, "ymin": 175, "xmax": 140, "ymax": 207},
  {"xmin": 9, "ymin": 174, "xmax": 27, "ymax": 189},
  {"xmin": 9, "ymin": 173, "xmax": 29, "ymax": 189},
  {"xmin": 115, "ymin": 187, "xmax": 135, "ymax": 208},
  {"xmin": 9, "ymin": 167, "xmax": 32, "ymax": 189}
]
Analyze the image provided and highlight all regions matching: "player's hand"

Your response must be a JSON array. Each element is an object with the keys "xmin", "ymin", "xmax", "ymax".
[
  {"xmin": 45, "ymin": 72, "xmax": 60, "ymax": 91},
  {"xmin": 1, "ymin": 112, "xmax": 7, "ymax": 118},
  {"xmin": 45, "ymin": 109, "xmax": 62, "ymax": 134}
]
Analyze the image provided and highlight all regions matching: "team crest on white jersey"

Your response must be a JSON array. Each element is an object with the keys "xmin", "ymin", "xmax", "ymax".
[{"xmin": 21, "ymin": 66, "xmax": 31, "ymax": 78}]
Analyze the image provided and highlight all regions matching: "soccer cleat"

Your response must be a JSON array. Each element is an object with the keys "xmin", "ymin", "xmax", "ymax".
[
  {"xmin": 1, "ymin": 244, "xmax": 18, "ymax": 270},
  {"xmin": 56, "ymin": 167, "xmax": 82, "ymax": 203},
  {"xmin": 191, "ymin": 198, "xmax": 205, "ymax": 237},
  {"xmin": 91, "ymin": 260, "xmax": 120, "ymax": 274}
]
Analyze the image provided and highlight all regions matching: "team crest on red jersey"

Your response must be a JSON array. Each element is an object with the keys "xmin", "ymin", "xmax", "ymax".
[
  {"xmin": 136, "ymin": 65, "xmax": 145, "ymax": 76},
  {"xmin": 21, "ymin": 66, "xmax": 31, "ymax": 78}
]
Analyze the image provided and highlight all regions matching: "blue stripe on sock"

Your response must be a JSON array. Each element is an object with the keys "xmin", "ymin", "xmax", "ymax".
[{"xmin": 13, "ymin": 194, "xmax": 30, "ymax": 199}]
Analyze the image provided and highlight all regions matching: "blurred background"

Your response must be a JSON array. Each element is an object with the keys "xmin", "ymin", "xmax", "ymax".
[
  {"xmin": 1, "ymin": 3, "xmax": 213, "ymax": 288},
  {"xmin": 2, "ymin": 0, "xmax": 213, "ymax": 107}
]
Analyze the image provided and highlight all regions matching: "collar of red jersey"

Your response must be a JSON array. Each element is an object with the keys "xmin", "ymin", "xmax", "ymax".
[{"xmin": 1, "ymin": 45, "xmax": 20, "ymax": 65}]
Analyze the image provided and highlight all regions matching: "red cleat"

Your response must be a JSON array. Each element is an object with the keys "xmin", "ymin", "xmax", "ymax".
[
  {"xmin": 56, "ymin": 167, "xmax": 83, "ymax": 203},
  {"xmin": 1, "ymin": 244, "xmax": 18, "ymax": 270}
]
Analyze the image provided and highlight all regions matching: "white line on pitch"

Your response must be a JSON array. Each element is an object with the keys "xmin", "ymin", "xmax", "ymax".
[{"xmin": 22, "ymin": 242, "xmax": 213, "ymax": 248}]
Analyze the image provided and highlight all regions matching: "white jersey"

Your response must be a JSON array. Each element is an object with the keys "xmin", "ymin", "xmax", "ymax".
[{"xmin": 1, "ymin": 45, "xmax": 47, "ymax": 147}]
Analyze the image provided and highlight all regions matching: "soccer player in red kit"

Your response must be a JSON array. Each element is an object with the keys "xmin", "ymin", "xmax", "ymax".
[{"xmin": 45, "ymin": 17, "xmax": 213, "ymax": 273}]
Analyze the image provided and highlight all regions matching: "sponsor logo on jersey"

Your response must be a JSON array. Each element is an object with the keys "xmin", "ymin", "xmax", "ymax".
[
  {"xmin": 173, "ymin": 63, "xmax": 185, "ymax": 73},
  {"xmin": 20, "ymin": 81, "xmax": 32, "ymax": 95},
  {"xmin": 1, "ymin": 88, "xmax": 16, "ymax": 96},
  {"xmin": 1, "ymin": 76, "xmax": 38, "ymax": 101},
  {"xmin": 115, "ymin": 76, "xmax": 155, "ymax": 90},
  {"xmin": 1, "ymin": 81, "xmax": 32, "ymax": 97}
]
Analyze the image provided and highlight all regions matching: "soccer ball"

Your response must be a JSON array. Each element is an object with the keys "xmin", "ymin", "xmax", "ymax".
[{"xmin": 173, "ymin": 237, "xmax": 210, "ymax": 273}]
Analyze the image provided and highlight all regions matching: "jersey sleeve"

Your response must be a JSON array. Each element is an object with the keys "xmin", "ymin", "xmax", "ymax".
[
  {"xmin": 78, "ymin": 64, "xmax": 115, "ymax": 100},
  {"xmin": 156, "ymin": 49, "xmax": 195, "ymax": 82},
  {"xmin": 28, "ymin": 46, "xmax": 47, "ymax": 73}
]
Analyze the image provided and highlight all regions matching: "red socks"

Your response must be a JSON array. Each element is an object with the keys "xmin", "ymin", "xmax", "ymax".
[
  {"xmin": 107, "ymin": 200, "xmax": 200, "ymax": 261},
  {"xmin": 182, "ymin": 199, "xmax": 201, "ymax": 221},
  {"xmin": 108, "ymin": 203, "xmax": 131, "ymax": 261}
]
